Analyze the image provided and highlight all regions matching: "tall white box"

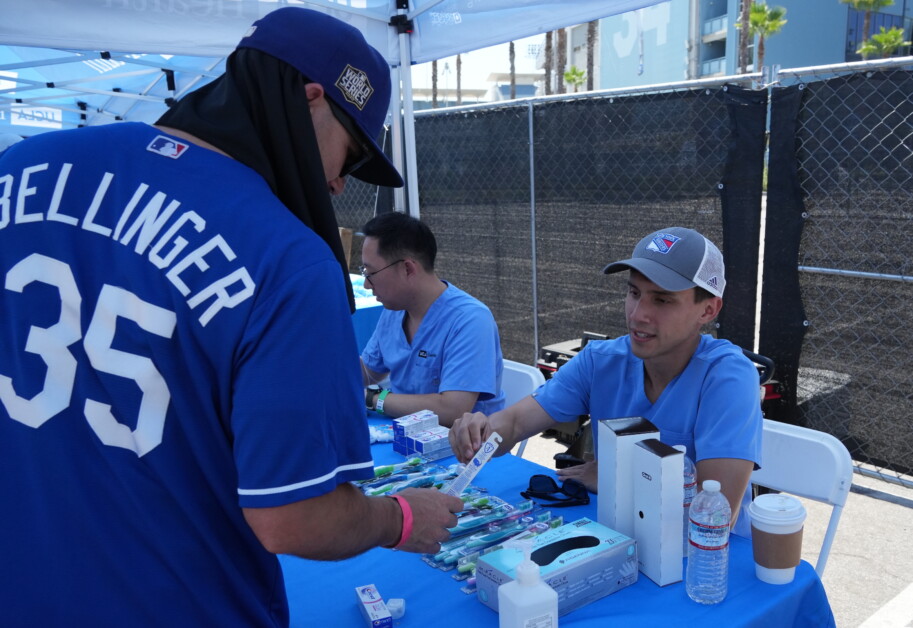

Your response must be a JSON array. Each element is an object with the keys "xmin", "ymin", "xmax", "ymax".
[
  {"xmin": 632, "ymin": 438, "xmax": 684, "ymax": 586},
  {"xmin": 596, "ymin": 417, "xmax": 659, "ymax": 538}
]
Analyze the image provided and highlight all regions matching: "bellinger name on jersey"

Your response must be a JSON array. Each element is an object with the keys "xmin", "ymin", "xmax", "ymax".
[{"xmin": 0, "ymin": 160, "xmax": 255, "ymax": 327}]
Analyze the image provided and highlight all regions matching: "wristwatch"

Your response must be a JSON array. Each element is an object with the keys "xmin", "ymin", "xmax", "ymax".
[{"xmin": 365, "ymin": 385, "xmax": 381, "ymax": 411}]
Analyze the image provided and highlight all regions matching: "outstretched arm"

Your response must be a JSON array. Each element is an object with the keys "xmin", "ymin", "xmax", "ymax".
[
  {"xmin": 449, "ymin": 395, "xmax": 556, "ymax": 463},
  {"xmin": 374, "ymin": 390, "xmax": 480, "ymax": 427},
  {"xmin": 243, "ymin": 483, "xmax": 464, "ymax": 560}
]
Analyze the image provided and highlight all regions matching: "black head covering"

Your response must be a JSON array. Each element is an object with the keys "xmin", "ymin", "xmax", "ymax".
[{"xmin": 155, "ymin": 48, "xmax": 355, "ymax": 311}]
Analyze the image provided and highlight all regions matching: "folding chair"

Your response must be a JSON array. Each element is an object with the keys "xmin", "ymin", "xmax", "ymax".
[
  {"xmin": 751, "ymin": 419, "xmax": 854, "ymax": 576},
  {"xmin": 500, "ymin": 359, "xmax": 545, "ymax": 458}
]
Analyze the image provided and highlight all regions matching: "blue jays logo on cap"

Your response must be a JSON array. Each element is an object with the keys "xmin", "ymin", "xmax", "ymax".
[
  {"xmin": 336, "ymin": 65, "xmax": 374, "ymax": 111},
  {"xmin": 646, "ymin": 233, "xmax": 680, "ymax": 254},
  {"xmin": 147, "ymin": 135, "xmax": 188, "ymax": 159}
]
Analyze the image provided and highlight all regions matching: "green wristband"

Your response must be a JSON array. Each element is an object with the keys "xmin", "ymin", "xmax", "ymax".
[{"xmin": 375, "ymin": 389, "xmax": 391, "ymax": 415}]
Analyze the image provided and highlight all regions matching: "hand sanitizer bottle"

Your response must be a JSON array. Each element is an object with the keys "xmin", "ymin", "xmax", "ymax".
[{"xmin": 497, "ymin": 539, "xmax": 559, "ymax": 628}]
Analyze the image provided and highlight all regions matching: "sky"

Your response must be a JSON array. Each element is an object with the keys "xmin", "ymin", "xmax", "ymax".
[{"xmin": 409, "ymin": 34, "xmax": 545, "ymax": 93}]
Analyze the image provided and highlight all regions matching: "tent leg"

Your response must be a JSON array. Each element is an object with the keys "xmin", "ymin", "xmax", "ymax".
[
  {"xmin": 397, "ymin": 25, "xmax": 420, "ymax": 218},
  {"xmin": 391, "ymin": 66, "xmax": 406, "ymax": 214}
]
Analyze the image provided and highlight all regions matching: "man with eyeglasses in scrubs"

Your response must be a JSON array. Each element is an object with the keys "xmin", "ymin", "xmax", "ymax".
[
  {"xmin": 360, "ymin": 211, "xmax": 506, "ymax": 426},
  {"xmin": 0, "ymin": 8, "xmax": 462, "ymax": 626}
]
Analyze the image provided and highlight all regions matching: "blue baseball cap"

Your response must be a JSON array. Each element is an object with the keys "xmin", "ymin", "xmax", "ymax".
[{"xmin": 237, "ymin": 7, "xmax": 404, "ymax": 188}]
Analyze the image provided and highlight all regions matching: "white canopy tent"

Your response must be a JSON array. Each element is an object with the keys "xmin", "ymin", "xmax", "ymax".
[{"xmin": 0, "ymin": 0, "xmax": 663, "ymax": 211}]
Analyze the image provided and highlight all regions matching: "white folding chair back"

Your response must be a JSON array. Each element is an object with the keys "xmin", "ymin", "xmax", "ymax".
[
  {"xmin": 500, "ymin": 359, "xmax": 546, "ymax": 458},
  {"xmin": 751, "ymin": 419, "xmax": 854, "ymax": 577}
]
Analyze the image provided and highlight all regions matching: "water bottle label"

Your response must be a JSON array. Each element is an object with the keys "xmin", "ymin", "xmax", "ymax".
[
  {"xmin": 689, "ymin": 520, "xmax": 729, "ymax": 550},
  {"xmin": 683, "ymin": 481, "xmax": 697, "ymax": 507}
]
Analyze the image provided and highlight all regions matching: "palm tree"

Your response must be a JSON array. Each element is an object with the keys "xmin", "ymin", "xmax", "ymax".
[
  {"xmin": 586, "ymin": 20, "xmax": 597, "ymax": 91},
  {"xmin": 840, "ymin": 0, "xmax": 895, "ymax": 45},
  {"xmin": 748, "ymin": 3, "xmax": 788, "ymax": 69},
  {"xmin": 431, "ymin": 59, "xmax": 438, "ymax": 108},
  {"xmin": 564, "ymin": 65, "xmax": 586, "ymax": 92},
  {"xmin": 556, "ymin": 29, "xmax": 567, "ymax": 94},
  {"xmin": 857, "ymin": 25, "xmax": 912, "ymax": 58},
  {"xmin": 738, "ymin": 0, "xmax": 751, "ymax": 73},
  {"xmin": 456, "ymin": 54, "xmax": 462, "ymax": 105},
  {"xmin": 544, "ymin": 31, "xmax": 554, "ymax": 95},
  {"xmin": 509, "ymin": 41, "xmax": 516, "ymax": 100}
]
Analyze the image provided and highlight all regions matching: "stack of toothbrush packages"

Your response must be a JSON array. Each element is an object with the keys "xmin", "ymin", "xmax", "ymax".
[
  {"xmin": 354, "ymin": 458, "xmax": 463, "ymax": 497},
  {"xmin": 391, "ymin": 410, "xmax": 453, "ymax": 461}
]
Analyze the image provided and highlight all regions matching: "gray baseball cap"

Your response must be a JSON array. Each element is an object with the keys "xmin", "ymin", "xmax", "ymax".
[{"xmin": 602, "ymin": 227, "xmax": 726, "ymax": 297}]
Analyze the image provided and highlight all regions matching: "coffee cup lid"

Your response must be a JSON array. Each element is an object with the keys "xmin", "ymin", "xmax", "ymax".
[{"xmin": 749, "ymin": 493, "xmax": 807, "ymax": 527}]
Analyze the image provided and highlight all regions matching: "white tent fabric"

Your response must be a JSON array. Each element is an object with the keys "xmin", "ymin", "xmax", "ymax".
[
  {"xmin": 3, "ymin": 0, "xmax": 663, "ymax": 65},
  {"xmin": 0, "ymin": 0, "xmax": 663, "ymax": 210}
]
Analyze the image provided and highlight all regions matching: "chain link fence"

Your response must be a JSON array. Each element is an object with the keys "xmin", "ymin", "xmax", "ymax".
[
  {"xmin": 778, "ymin": 60, "xmax": 913, "ymax": 486},
  {"xmin": 333, "ymin": 58, "xmax": 913, "ymax": 486}
]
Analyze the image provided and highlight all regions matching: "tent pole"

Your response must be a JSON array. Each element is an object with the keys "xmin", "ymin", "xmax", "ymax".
[
  {"xmin": 390, "ymin": 66, "xmax": 406, "ymax": 214},
  {"xmin": 397, "ymin": 17, "xmax": 420, "ymax": 218}
]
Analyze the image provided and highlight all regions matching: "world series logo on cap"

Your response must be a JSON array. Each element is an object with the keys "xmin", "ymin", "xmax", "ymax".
[{"xmin": 336, "ymin": 64, "xmax": 374, "ymax": 110}]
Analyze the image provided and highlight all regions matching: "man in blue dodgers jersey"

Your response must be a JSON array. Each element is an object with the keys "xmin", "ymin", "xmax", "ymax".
[
  {"xmin": 0, "ymin": 8, "xmax": 462, "ymax": 627},
  {"xmin": 361, "ymin": 212, "xmax": 506, "ymax": 427},
  {"xmin": 449, "ymin": 227, "xmax": 763, "ymax": 537}
]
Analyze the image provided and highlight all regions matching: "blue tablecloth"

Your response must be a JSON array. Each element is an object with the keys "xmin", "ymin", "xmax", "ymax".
[{"xmin": 280, "ymin": 431, "xmax": 835, "ymax": 627}]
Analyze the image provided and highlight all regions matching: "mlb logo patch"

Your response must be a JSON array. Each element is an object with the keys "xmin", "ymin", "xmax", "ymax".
[
  {"xmin": 646, "ymin": 233, "xmax": 680, "ymax": 254},
  {"xmin": 147, "ymin": 135, "xmax": 189, "ymax": 159}
]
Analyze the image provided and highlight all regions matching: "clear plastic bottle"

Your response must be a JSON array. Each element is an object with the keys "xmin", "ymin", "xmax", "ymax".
[
  {"xmin": 685, "ymin": 479, "xmax": 731, "ymax": 605},
  {"xmin": 673, "ymin": 445, "xmax": 697, "ymax": 557},
  {"xmin": 498, "ymin": 540, "xmax": 559, "ymax": 628}
]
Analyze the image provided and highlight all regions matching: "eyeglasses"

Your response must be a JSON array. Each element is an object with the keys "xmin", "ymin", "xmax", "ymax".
[
  {"xmin": 326, "ymin": 97, "xmax": 372, "ymax": 178},
  {"xmin": 359, "ymin": 259, "xmax": 404, "ymax": 283},
  {"xmin": 520, "ymin": 474, "xmax": 590, "ymax": 507}
]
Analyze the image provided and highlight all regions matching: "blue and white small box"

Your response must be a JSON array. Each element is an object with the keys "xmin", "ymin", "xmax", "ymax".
[{"xmin": 356, "ymin": 584, "xmax": 392, "ymax": 627}]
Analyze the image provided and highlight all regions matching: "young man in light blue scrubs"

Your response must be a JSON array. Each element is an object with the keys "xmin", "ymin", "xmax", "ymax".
[
  {"xmin": 361, "ymin": 212, "xmax": 506, "ymax": 426},
  {"xmin": 449, "ymin": 227, "xmax": 762, "ymax": 535}
]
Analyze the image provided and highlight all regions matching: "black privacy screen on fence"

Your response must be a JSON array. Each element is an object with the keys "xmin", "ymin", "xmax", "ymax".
[
  {"xmin": 786, "ymin": 69, "xmax": 913, "ymax": 479},
  {"xmin": 415, "ymin": 90, "xmax": 733, "ymax": 363},
  {"xmin": 332, "ymin": 62, "xmax": 913, "ymax": 484}
]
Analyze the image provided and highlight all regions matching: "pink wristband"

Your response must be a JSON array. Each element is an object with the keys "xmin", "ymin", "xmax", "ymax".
[{"xmin": 390, "ymin": 494, "xmax": 413, "ymax": 549}]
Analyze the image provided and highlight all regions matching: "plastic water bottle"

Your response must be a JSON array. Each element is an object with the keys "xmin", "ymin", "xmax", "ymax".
[
  {"xmin": 685, "ymin": 479, "xmax": 731, "ymax": 604},
  {"xmin": 673, "ymin": 445, "xmax": 697, "ymax": 557}
]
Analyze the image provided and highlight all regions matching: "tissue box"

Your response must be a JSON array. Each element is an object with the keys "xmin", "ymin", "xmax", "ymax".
[
  {"xmin": 632, "ymin": 438, "xmax": 684, "ymax": 586},
  {"xmin": 597, "ymin": 417, "xmax": 660, "ymax": 538},
  {"xmin": 475, "ymin": 517, "xmax": 637, "ymax": 616}
]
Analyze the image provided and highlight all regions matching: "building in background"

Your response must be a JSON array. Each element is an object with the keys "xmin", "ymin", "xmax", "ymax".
[
  {"xmin": 592, "ymin": 0, "xmax": 912, "ymax": 90},
  {"xmin": 409, "ymin": 0, "xmax": 912, "ymax": 106}
]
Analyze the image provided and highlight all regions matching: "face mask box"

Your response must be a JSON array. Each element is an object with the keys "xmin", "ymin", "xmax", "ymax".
[
  {"xmin": 632, "ymin": 438, "xmax": 685, "ymax": 586},
  {"xmin": 597, "ymin": 416, "xmax": 660, "ymax": 538},
  {"xmin": 475, "ymin": 517, "xmax": 638, "ymax": 616}
]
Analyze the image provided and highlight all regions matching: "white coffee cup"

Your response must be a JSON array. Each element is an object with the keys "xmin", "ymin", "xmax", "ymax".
[{"xmin": 748, "ymin": 494, "xmax": 807, "ymax": 584}]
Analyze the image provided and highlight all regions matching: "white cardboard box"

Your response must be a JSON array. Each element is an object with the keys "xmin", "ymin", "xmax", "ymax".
[
  {"xmin": 632, "ymin": 438, "xmax": 684, "ymax": 586},
  {"xmin": 596, "ymin": 417, "xmax": 660, "ymax": 538}
]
